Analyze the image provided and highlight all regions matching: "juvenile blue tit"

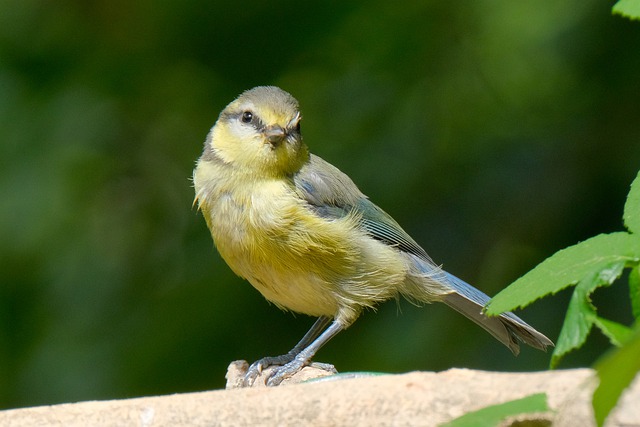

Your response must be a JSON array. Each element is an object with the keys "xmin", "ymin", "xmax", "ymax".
[{"xmin": 193, "ymin": 86, "xmax": 553, "ymax": 386}]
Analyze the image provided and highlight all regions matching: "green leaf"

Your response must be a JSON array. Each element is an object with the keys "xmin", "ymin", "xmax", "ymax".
[
  {"xmin": 486, "ymin": 232, "xmax": 640, "ymax": 315},
  {"xmin": 593, "ymin": 328, "xmax": 640, "ymax": 426},
  {"xmin": 624, "ymin": 171, "xmax": 640, "ymax": 234},
  {"xmin": 551, "ymin": 285, "xmax": 596, "ymax": 368},
  {"xmin": 593, "ymin": 316, "xmax": 633, "ymax": 347},
  {"xmin": 440, "ymin": 393, "xmax": 549, "ymax": 427},
  {"xmin": 630, "ymin": 265, "xmax": 640, "ymax": 320},
  {"xmin": 550, "ymin": 261, "xmax": 625, "ymax": 367},
  {"xmin": 613, "ymin": 0, "xmax": 640, "ymax": 21}
]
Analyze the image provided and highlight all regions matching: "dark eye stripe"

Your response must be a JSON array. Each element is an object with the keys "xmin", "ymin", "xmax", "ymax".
[
  {"xmin": 223, "ymin": 110, "xmax": 303, "ymax": 135},
  {"xmin": 221, "ymin": 110, "xmax": 265, "ymax": 131}
]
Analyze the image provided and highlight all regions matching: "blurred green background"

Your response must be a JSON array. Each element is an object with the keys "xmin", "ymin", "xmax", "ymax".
[{"xmin": 1, "ymin": 0, "xmax": 639, "ymax": 409}]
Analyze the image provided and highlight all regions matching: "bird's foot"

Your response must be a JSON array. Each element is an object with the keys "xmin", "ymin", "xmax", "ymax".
[
  {"xmin": 243, "ymin": 354, "xmax": 337, "ymax": 387},
  {"xmin": 243, "ymin": 353, "xmax": 295, "ymax": 387},
  {"xmin": 264, "ymin": 357, "xmax": 306, "ymax": 387},
  {"xmin": 266, "ymin": 359, "xmax": 337, "ymax": 387}
]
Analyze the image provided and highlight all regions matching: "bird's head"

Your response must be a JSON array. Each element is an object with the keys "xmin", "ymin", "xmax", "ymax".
[{"xmin": 204, "ymin": 86, "xmax": 308, "ymax": 177}]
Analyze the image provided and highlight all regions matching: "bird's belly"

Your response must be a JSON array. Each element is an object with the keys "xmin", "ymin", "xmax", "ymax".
[
  {"xmin": 247, "ymin": 269, "xmax": 340, "ymax": 317},
  {"xmin": 208, "ymin": 187, "xmax": 343, "ymax": 315},
  {"xmin": 207, "ymin": 182, "xmax": 408, "ymax": 322}
]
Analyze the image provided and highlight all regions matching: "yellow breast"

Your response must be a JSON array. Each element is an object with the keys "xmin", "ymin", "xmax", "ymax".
[{"xmin": 194, "ymin": 160, "xmax": 407, "ymax": 324}]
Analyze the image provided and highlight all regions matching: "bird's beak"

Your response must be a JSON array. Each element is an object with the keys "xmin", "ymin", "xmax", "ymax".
[{"xmin": 264, "ymin": 125, "xmax": 286, "ymax": 145}]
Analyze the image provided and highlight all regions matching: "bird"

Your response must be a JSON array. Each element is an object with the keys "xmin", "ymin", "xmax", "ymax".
[{"xmin": 193, "ymin": 86, "xmax": 553, "ymax": 387}]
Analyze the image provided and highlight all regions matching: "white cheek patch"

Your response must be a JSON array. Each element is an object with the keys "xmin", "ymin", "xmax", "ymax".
[
  {"xmin": 230, "ymin": 120, "xmax": 260, "ymax": 140},
  {"xmin": 224, "ymin": 119, "xmax": 271, "ymax": 165}
]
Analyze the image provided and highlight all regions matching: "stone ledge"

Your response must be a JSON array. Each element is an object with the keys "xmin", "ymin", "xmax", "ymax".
[{"xmin": 0, "ymin": 364, "xmax": 637, "ymax": 426}]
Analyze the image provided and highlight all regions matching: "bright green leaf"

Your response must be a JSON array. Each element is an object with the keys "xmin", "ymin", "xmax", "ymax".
[
  {"xmin": 624, "ymin": 170, "xmax": 640, "ymax": 234},
  {"xmin": 630, "ymin": 265, "xmax": 640, "ymax": 320},
  {"xmin": 593, "ymin": 316, "xmax": 633, "ymax": 347},
  {"xmin": 550, "ymin": 261, "xmax": 626, "ymax": 367},
  {"xmin": 486, "ymin": 232, "xmax": 640, "ymax": 315},
  {"xmin": 613, "ymin": 0, "xmax": 640, "ymax": 21},
  {"xmin": 592, "ymin": 260, "xmax": 627, "ymax": 286},
  {"xmin": 593, "ymin": 329, "xmax": 640, "ymax": 426},
  {"xmin": 551, "ymin": 288, "xmax": 595, "ymax": 368},
  {"xmin": 440, "ymin": 393, "xmax": 549, "ymax": 427}
]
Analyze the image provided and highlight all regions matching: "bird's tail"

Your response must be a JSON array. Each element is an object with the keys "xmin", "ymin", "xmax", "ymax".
[
  {"xmin": 401, "ymin": 257, "xmax": 553, "ymax": 354},
  {"xmin": 441, "ymin": 272, "xmax": 553, "ymax": 355}
]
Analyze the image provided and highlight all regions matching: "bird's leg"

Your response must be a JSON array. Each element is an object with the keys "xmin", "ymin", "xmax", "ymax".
[
  {"xmin": 244, "ymin": 315, "xmax": 333, "ymax": 386},
  {"xmin": 264, "ymin": 320, "xmax": 344, "ymax": 387}
]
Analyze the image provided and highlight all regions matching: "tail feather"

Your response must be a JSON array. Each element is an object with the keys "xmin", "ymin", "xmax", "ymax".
[{"xmin": 441, "ymin": 272, "xmax": 553, "ymax": 355}]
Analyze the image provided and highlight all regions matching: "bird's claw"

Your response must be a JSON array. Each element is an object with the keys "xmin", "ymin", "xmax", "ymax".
[
  {"xmin": 243, "ymin": 355, "xmax": 337, "ymax": 387},
  {"xmin": 265, "ymin": 359, "xmax": 306, "ymax": 386},
  {"xmin": 243, "ymin": 353, "xmax": 296, "ymax": 387},
  {"xmin": 265, "ymin": 360, "xmax": 337, "ymax": 386}
]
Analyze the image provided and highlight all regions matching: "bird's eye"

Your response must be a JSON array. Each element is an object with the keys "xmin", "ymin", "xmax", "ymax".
[
  {"xmin": 241, "ymin": 111, "xmax": 253, "ymax": 123},
  {"xmin": 295, "ymin": 121, "xmax": 301, "ymax": 133}
]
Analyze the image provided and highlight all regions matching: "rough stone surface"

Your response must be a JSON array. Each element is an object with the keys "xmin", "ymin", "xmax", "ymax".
[{"xmin": 0, "ymin": 363, "xmax": 637, "ymax": 427}]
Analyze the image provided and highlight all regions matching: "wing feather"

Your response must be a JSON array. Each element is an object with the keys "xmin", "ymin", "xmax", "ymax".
[{"xmin": 294, "ymin": 154, "xmax": 431, "ymax": 261}]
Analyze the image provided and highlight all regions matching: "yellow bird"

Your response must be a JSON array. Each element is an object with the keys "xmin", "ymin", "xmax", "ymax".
[{"xmin": 193, "ymin": 86, "xmax": 553, "ymax": 386}]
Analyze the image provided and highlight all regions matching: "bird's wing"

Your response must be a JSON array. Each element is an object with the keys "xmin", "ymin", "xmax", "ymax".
[
  {"xmin": 294, "ymin": 154, "xmax": 432, "ymax": 262},
  {"xmin": 294, "ymin": 155, "xmax": 554, "ymax": 353}
]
